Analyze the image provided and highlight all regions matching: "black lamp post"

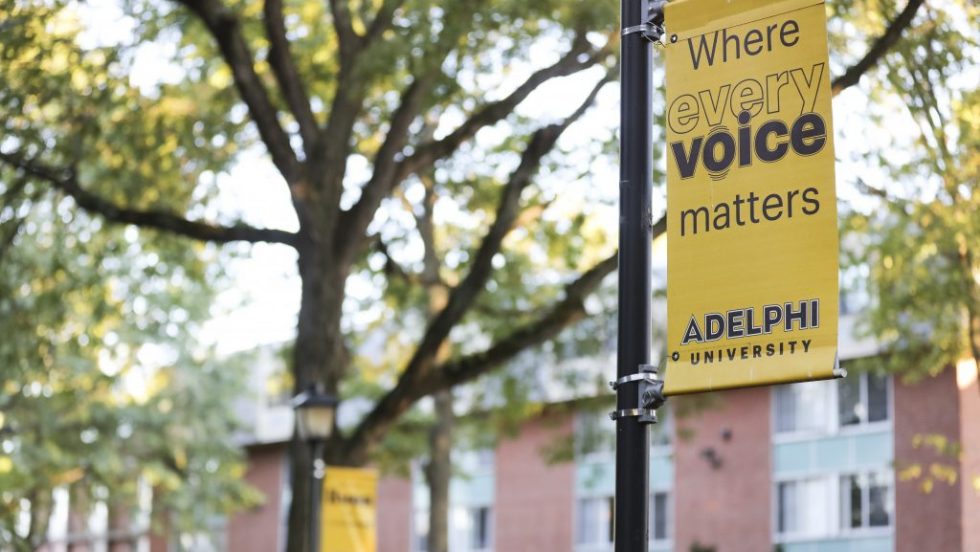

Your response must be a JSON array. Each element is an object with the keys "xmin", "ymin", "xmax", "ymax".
[{"xmin": 292, "ymin": 386, "xmax": 338, "ymax": 552}]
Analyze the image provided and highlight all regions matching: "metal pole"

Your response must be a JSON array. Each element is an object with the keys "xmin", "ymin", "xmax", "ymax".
[
  {"xmin": 615, "ymin": 0, "xmax": 653, "ymax": 549},
  {"xmin": 309, "ymin": 441, "xmax": 326, "ymax": 552}
]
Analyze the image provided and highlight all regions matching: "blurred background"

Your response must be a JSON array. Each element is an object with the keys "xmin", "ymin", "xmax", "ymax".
[{"xmin": 0, "ymin": 0, "xmax": 976, "ymax": 551}]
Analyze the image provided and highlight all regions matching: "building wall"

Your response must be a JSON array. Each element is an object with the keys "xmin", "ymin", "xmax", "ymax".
[
  {"xmin": 674, "ymin": 388, "xmax": 772, "ymax": 552},
  {"xmin": 223, "ymin": 366, "xmax": 977, "ymax": 552},
  {"xmin": 894, "ymin": 369, "xmax": 962, "ymax": 552},
  {"xmin": 228, "ymin": 443, "xmax": 287, "ymax": 552},
  {"xmin": 494, "ymin": 415, "xmax": 575, "ymax": 552},
  {"xmin": 376, "ymin": 476, "xmax": 413, "ymax": 552},
  {"xmin": 957, "ymin": 360, "xmax": 980, "ymax": 552}
]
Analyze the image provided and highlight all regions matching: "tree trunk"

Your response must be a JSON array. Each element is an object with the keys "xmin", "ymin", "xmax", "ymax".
[
  {"xmin": 956, "ymin": 249, "xmax": 980, "ymax": 396},
  {"xmin": 285, "ymin": 244, "xmax": 350, "ymax": 552},
  {"xmin": 66, "ymin": 483, "xmax": 87, "ymax": 552},
  {"xmin": 26, "ymin": 490, "xmax": 52, "ymax": 551},
  {"xmin": 424, "ymin": 391, "xmax": 454, "ymax": 552},
  {"xmin": 107, "ymin": 498, "xmax": 136, "ymax": 552}
]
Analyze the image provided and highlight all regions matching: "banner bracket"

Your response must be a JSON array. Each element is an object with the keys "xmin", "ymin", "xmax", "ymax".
[
  {"xmin": 610, "ymin": 364, "xmax": 666, "ymax": 424},
  {"xmin": 622, "ymin": 0, "xmax": 667, "ymax": 43}
]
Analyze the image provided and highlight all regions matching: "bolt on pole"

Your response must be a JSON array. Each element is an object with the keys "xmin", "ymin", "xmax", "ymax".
[{"xmin": 615, "ymin": 0, "xmax": 658, "ymax": 550}]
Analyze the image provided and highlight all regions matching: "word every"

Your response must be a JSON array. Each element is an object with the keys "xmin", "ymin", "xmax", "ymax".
[
  {"xmin": 668, "ymin": 63, "xmax": 825, "ymax": 135},
  {"xmin": 681, "ymin": 299, "xmax": 820, "ymax": 345}
]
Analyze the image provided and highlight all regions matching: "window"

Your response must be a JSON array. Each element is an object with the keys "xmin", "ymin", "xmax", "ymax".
[
  {"xmin": 840, "ymin": 472, "xmax": 892, "ymax": 530},
  {"xmin": 467, "ymin": 506, "xmax": 492, "ymax": 550},
  {"xmin": 413, "ymin": 508, "xmax": 429, "ymax": 552},
  {"xmin": 650, "ymin": 407, "xmax": 672, "ymax": 448},
  {"xmin": 774, "ymin": 373, "xmax": 890, "ymax": 435},
  {"xmin": 576, "ymin": 496, "xmax": 614, "ymax": 546},
  {"xmin": 773, "ymin": 380, "xmax": 830, "ymax": 434},
  {"xmin": 838, "ymin": 372, "xmax": 889, "ymax": 427},
  {"xmin": 775, "ymin": 478, "xmax": 832, "ymax": 537},
  {"xmin": 649, "ymin": 492, "xmax": 670, "ymax": 542},
  {"xmin": 576, "ymin": 413, "xmax": 615, "ymax": 457},
  {"xmin": 775, "ymin": 472, "xmax": 893, "ymax": 541}
]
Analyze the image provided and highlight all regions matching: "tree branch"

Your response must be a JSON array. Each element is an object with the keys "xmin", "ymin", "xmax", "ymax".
[
  {"xmin": 341, "ymin": 78, "xmax": 619, "ymax": 463},
  {"xmin": 831, "ymin": 0, "xmax": 926, "ymax": 95},
  {"xmin": 365, "ymin": 0, "xmax": 405, "ymax": 43},
  {"xmin": 396, "ymin": 34, "xmax": 606, "ymax": 180},
  {"xmin": 402, "ymin": 73, "xmax": 611, "ymax": 372},
  {"xmin": 175, "ymin": 0, "xmax": 303, "ymax": 184},
  {"xmin": 336, "ymin": 72, "xmax": 440, "ymax": 260},
  {"xmin": 437, "ymin": 251, "xmax": 621, "ymax": 389},
  {"xmin": 0, "ymin": 177, "xmax": 33, "ymax": 264},
  {"xmin": 263, "ymin": 0, "xmax": 318, "ymax": 152},
  {"xmin": 0, "ymin": 151, "xmax": 300, "ymax": 247},
  {"xmin": 329, "ymin": 0, "xmax": 362, "ymax": 60},
  {"xmin": 373, "ymin": 234, "xmax": 423, "ymax": 285},
  {"xmin": 341, "ymin": 246, "xmax": 622, "ymax": 464}
]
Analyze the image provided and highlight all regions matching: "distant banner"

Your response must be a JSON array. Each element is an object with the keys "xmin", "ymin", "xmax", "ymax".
[
  {"xmin": 664, "ymin": 0, "xmax": 840, "ymax": 394},
  {"xmin": 321, "ymin": 467, "xmax": 377, "ymax": 552}
]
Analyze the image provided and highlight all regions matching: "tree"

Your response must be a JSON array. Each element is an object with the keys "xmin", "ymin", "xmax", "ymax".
[
  {"xmin": 0, "ymin": 131, "xmax": 258, "ymax": 547},
  {"xmin": 0, "ymin": 0, "xmax": 933, "ymax": 550},
  {"xmin": 841, "ymin": 0, "xmax": 978, "ymax": 382},
  {"xmin": 837, "ymin": 0, "xmax": 977, "ymax": 502}
]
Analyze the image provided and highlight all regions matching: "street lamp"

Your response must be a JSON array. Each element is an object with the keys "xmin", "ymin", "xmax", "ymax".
[{"xmin": 292, "ymin": 386, "xmax": 338, "ymax": 552}]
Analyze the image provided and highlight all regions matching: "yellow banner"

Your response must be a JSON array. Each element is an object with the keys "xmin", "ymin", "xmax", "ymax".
[
  {"xmin": 321, "ymin": 467, "xmax": 378, "ymax": 552},
  {"xmin": 664, "ymin": 0, "xmax": 840, "ymax": 394}
]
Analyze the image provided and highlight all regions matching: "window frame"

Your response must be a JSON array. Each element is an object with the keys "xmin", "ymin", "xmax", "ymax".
[
  {"xmin": 648, "ymin": 490, "xmax": 672, "ymax": 546},
  {"xmin": 772, "ymin": 469, "xmax": 895, "ymax": 544},
  {"xmin": 574, "ymin": 494, "xmax": 615, "ymax": 550},
  {"xmin": 838, "ymin": 470, "xmax": 895, "ymax": 535},
  {"xmin": 464, "ymin": 504, "xmax": 493, "ymax": 552},
  {"xmin": 771, "ymin": 372, "xmax": 893, "ymax": 443}
]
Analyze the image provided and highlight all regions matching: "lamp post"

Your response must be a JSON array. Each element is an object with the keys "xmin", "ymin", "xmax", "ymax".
[{"xmin": 292, "ymin": 386, "xmax": 338, "ymax": 552}]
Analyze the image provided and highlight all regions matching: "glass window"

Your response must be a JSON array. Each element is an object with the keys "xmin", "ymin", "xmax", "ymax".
[
  {"xmin": 840, "ymin": 475, "xmax": 863, "ymax": 529},
  {"xmin": 868, "ymin": 473, "xmax": 891, "ymax": 527},
  {"xmin": 650, "ymin": 492, "xmax": 669, "ymax": 541},
  {"xmin": 774, "ymin": 380, "xmax": 828, "ymax": 434},
  {"xmin": 777, "ymin": 481, "xmax": 798, "ymax": 534},
  {"xmin": 838, "ymin": 376, "xmax": 863, "ymax": 426},
  {"xmin": 576, "ymin": 496, "xmax": 614, "ymax": 545},
  {"xmin": 650, "ymin": 407, "xmax": 672, "ymax": 448},
  {"xmin": 839, "ymin": 472, "xmax": 892, "ymax": 530},
  {"xmin": 838, "ymin": 373, "xmax": 889, "ymax": 427},
  {"xmin": 414, "ymin": 508, "xmax": 429, "ymax": 552},
  {"xmin": 774, "ymin": 386, "xmax": 799, "ymax": 433},
  {"xmin": 468, "ymin": 506, "xmax": 491, "ymax": 550},
  {"xmin": 576, "ymin": 413, "xmax": 615, "ymax": 457},
  {"xmin": 776, "ymin": 478, "xmax": 832, "ymax": 537},
  {"xmin": 475, "ymin": 449, "xmax": 495, "ymax": 472},
  {"xmin": 867, "ymin": 373, "xmax": 889, "ymax": 423}
]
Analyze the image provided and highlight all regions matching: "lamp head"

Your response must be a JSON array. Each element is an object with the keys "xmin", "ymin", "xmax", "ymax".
[{"xmin": 291, "ymin": 386, "xmax": 339, "ymax": 442}]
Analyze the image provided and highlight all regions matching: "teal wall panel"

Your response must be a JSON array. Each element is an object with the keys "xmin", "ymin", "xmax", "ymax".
[
  {"xmin": 774, "ymin": 430, "xmax": 893, "ymax": 476},
  {"xmin": 780, "ymin": 535, "xmax": 892, "ymax": 552}
]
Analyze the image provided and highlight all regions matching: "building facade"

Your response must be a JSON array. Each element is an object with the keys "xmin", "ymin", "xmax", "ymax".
[
  {"xmin": 365, "ymin": 362, "xmax": 979, "ymax": 552},
  {"xmin": 39, "ymin": 346, "xmax": 978, "ymax": 551}
]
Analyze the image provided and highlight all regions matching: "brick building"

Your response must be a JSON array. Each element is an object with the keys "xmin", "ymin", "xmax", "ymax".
[
  {"xmin": 37, "ymin": 321, "xmax": 980, "ymax": 551},
  {"xmin": 219, "ymin": 330, "xmax": 979, "ymax": 552}
]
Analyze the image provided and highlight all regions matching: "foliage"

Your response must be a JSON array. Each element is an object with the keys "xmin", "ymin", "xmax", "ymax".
[
  {"xmin": 0, "ymin": 4, "xmax": 260, "ymax": 545},
  {"xmin": 0, "ymin": 201, "xmax": 260, "ymax": 546},
  {"xmin": 840, "ymin": 0, "xmax": 979, "ymax": 380},
  {"xmin": 896, "ymin": 433, "xmax": 962, "ymax": 494}
]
